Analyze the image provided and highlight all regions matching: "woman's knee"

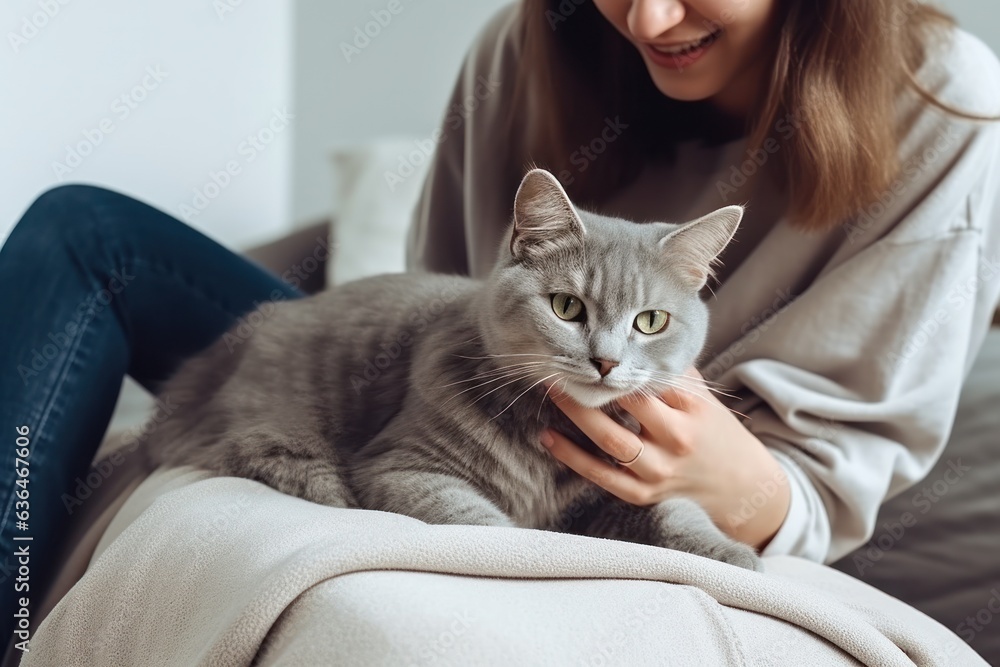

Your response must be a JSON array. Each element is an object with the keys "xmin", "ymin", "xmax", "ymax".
[
  {"xmin": 24, "ymin": 183, "xmax": 121, "ymax": 226},
  {"xmin": 11, "ymin": 184, "xmax": 134, "ymax": 250}
]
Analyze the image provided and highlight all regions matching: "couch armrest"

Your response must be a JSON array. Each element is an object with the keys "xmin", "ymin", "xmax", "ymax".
[{"xmin": 243, "ymin": 219, "xmax": 331, "ymax": 295}]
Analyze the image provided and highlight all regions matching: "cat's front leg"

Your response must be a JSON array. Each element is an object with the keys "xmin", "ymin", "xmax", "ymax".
[
  {"xmin": 585, "ymin": 497, "xmax": 763, "ymax": 571},
  {"xmin": 356, "ymin": 469, "xmax": 515, "ymax": 528}
]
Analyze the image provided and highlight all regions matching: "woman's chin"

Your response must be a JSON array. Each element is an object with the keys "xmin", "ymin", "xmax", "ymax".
[
  {"xmin": 638, "ymin": 59, "xmax": 725, "ymax": 103},
  {"xmin": 647, "ymin": 76, "xmax": 724, "ymax": 104}
]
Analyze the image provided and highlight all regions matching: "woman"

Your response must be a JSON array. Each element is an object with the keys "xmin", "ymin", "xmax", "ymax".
[
  {"xmin": 2, "ymin": 0, "xmax": 998, "ymax": 650},
  {"xmin": 408, "ymin": 0, "xmax": 1000, "ymax": 560}
]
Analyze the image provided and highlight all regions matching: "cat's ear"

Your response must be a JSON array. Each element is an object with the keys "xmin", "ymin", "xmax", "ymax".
[
  {"xmin": 510, "ymin": 168, "xmax": 586, "ymax": 261},
  {"xmin": 659, "ymin": 205, "xmax": 743, "ymax": 290}
]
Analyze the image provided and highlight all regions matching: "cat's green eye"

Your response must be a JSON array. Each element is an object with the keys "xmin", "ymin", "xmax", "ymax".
[
  {"xmin": 634, "ymin": 310, "xmax": 670, "ymax": 334},
  {"xmin": 551, "ymin": 293, "xmax": 585, "ymax": 322}
]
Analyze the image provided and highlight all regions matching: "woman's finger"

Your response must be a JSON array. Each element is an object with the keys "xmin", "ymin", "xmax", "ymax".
[
  {"xmin": 659, "ymin": 385, "xmax": 693, "ymax": 410},
  {"xmin": 541, "ymin": 429, "xmax": 658, "ymax": 506},
  {"xmin": 547, "ymin": 386, "xmax": 644, "ymax": 464},
  {"xmin": 616, "ymin": 392, "xmax": 686, "ymax": 454}
]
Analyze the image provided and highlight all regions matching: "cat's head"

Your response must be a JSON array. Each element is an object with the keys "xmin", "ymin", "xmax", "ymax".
[{"xmin": 480, "ymin": 168, "xmax": 742, "ymax": 409}]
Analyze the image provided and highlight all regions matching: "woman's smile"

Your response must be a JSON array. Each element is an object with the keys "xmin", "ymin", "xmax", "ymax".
[{"xmin": 643, "ymin": 28, "xmax": 723, "ymax": 70}]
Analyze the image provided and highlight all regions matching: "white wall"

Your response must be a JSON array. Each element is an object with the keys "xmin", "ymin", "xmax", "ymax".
[
  {"xmin": 941, "ymin": 0, "xmax": 1000, "ymax": 53},
  {"xmin": 0, "ymin": 0, "xmax": 510, "ymax": 249},
  {"xmin": 0, "ymin": 0, "xmax": 294, "ymax": 250},
  {"xmin": 290, "ymin": 0, "xmax": 512, "ymax": 225}
]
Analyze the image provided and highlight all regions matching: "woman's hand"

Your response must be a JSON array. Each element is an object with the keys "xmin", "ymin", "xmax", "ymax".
[{"xmin": 541, "ymin": 368, "xmax": 790, "ymax": 550}]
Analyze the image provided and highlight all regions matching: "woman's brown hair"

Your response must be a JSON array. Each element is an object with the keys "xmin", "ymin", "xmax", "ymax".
[{"xmin": 512, "ymin": 0, "xmax": 994, "ymax": 231}]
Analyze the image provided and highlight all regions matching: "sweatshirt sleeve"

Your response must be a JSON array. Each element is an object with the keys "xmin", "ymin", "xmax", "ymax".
[
  {"xmin": 747, "ymin": 119, "xmax": 1000, "ymax": 563},
  {"xmin": 752, "ymin": 230, "xmax": 999, "ymax": 563}
]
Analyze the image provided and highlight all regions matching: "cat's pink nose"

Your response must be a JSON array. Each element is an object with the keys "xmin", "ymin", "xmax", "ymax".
[{"xmin": 590, "ymin": 358, "xmax": 620, "ymax": 378}]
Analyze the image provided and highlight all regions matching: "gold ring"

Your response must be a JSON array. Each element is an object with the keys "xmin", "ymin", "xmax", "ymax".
[{"xmin": 618, "ymin": 442, "xmax": 644, "ymax": 467}]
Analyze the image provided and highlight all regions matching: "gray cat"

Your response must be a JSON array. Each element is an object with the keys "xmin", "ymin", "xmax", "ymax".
[{"xmin": 149, "ymin": 168, "xmax": 762, "ymax": 571}]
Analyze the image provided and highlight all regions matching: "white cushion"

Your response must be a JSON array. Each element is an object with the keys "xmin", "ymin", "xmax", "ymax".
[{"xmin": 328, "ymin": 138, "xmax": 432, "ymax": 286}]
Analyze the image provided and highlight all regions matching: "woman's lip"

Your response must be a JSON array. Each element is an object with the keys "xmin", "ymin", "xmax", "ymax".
[
  {"xmin": 642, "ymin": 30, "xmax": 721, "ymax": 70},
  {"xmin": 649, "ymin": 33, "xmax": 716, "ymax": 52}
]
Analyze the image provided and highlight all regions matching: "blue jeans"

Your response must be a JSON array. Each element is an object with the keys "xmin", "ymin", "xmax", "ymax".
[{"xmin": 0, "ymin": 185, "xmax": 304, "ymax": 648}]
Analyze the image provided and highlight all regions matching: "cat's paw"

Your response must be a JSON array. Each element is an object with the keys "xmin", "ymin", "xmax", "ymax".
[
  {"xmin": 710, "ymin": 541, "xmax": 764, "ymax": 572},
  {"xmin": 305, "ymin": 481, "xmax": 355, "ymax": 508}
]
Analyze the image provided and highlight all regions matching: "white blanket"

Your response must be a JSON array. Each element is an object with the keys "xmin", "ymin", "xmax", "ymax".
[{"xmin": 23, "ymin": 468, "xmax": 985, "ymax": 666}]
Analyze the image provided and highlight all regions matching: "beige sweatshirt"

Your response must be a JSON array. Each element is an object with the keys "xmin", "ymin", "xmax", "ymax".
[{"xmin": 405, "ymin": 5, "xmax": 1000, "ymax": 563}]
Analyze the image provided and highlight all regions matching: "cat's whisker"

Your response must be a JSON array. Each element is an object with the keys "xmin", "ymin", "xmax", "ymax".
[
  {"xmin": 447, "ymin": 333, "xmax": 486, "ymax": 347},
  {"xmin": 492, "ymin": 372, "xmax": 562, "ymax": 421},
  {"xmin": 536, "ymin": 373, "xmax": 564, "ymax": 421},
  {"xmin": 728, "ymin": 407, "xmax": 752, "ymax": 421},
  {"xmin": 441, "ymin": 368, "xmax": 542, "ymax": 400},
  {"xmin": 463, "ymin": 360, "xmax": 551, "ymax": 375},
  {"xmin": 467, "ymin": 370, "xmax": 545, "ymax": 407},
  {"xmin": 636, "ymin": 385, "xmax": 658, "ymax": 404},
  {"xmin": 435, "ymin": 361, "xmax": 551, "ymax": 389},
  {"xmin": 703, "ymin": 387, "xmax": 741, "ymax": 401},
  {"xmin": 437, "ymin": 371, "xmax": 538, "ymax": 391},
  {"xmin": 440, "ymin": 368, "xmax": 547, "ymax": 405},
  {"xmin": 643, "ymin": 372, "xmax": 697, "ymax": 390},
  {"xmin": 442, "ymin": 375, "xmax": 533, "ymax": 409},
  {"xmin": 557, "ymin": 375, "xmax": 571, "ymax": 397},
  {"xmin": 663, "ymin": 372, "xmax": 733, "ymax": 392},
  {"xmin": 646, "ymin": 376, "xmax": 749, "ymax": 418},
  {"xmin": 654, "ymin": 375, "xmax": 725, "ymax": 397},
  {"xmin": 439, "ymin": 356, "xmax": 569, "ymax": 402},
  {"xmin": 648, "ymin": 371, "xmax": 741, "ymax": 402},
  {"xmin": 645, "ymin": 377, "xmax": 721, "ymax": 411},
  {"xmin": 646, "ymin": 370, "xmax": 706, "ymax": 386},
  {"xmin": 666, "ymin": 374, "xmax": 731, "ymax": 392},
  {"xmin": 452, "ymin": 352, "xmax": 560, "ymax": 361},
  {"xmin": 478, "ymin": 360, "xmax": 552, "ymax": 372},
  {"xmin": 649, "ymin": 377, "xmax": 704, "ymax": 398}
]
